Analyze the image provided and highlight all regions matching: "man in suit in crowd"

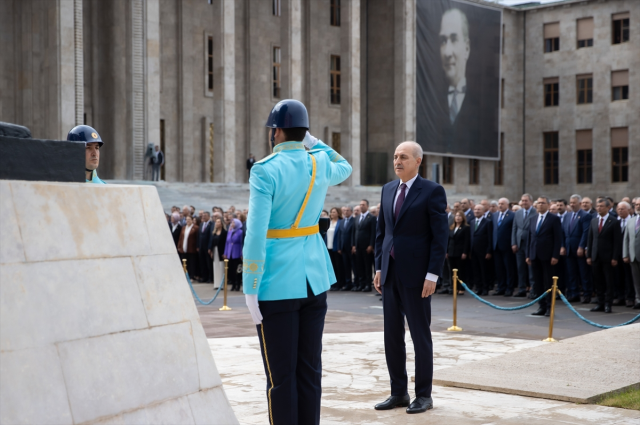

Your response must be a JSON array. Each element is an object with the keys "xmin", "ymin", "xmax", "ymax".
[
  {"xmin": 481, "ymin": 200, "xmax": 496, "ymax": 290},
  {"xmin": 246, "ymin": 153, "xmax": 255, "ymax": 177},
  {"xmin": 526, "ymin": 196, "xmax": 562, "ymax": 316},
  {"xmin": 352, "ymin": 199, "xmax": 376, "ymax": 292},
  {"xmin": 373, "ymin": 142, "xmax": 448, "ymax": 414},
  {"xmin": 492, "ymin": 198, "xmax": 516, "ymax": 296},
  {"xmin": 197, "ymin": 212, "xmax": 213, "ymax": 283},
  {"xmin": 460, "ymin": 198, "xmax": 474, "ymax": 223},
  {"xmin": 562, "ymin": 195, "xmax": 591, "ymax": 303},
  {"xmin": 336, "ymin": 205, "xmax": 356, "ymax": 291},
  {"xmin": 511, "ymin": 194, "xmax": 537, "ymax": 297},
  {"xmin": 553, "ymin": 199, "xmax": 569, "ymax": 295},
  {"xmin": 447, "ymin": 204, "xmax": 455, "ymax": 228},
  {"xmin": 581, "ymin": 197, "xmax": 595, "ymax": 215},
  {"xmin": 587, "ymin": 198, "xmax": 621, "ymax": 313},
  {"xmin": 615, "ymin": 202, "xmax": 634, "ymax": 307},
  {"xmin": 169, "ymin": 212, "xmax": 182, "ymax": 248},
  {"xmin": 470, "ymin": 204, "xmax": 493, "ymax": 295},
  {"xmin": 623, "ymin": 199, "xmax": 640, "ymax": 309}
]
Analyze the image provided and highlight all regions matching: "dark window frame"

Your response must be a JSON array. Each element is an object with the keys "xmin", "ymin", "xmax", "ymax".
[
  {"xmin": 576, "ymin": 75, "xmax": 592, "ymax": 104},
  {"xmin": 612, "ymin": 147, "xmax": 628, "ymax": 182},
  {"xmin": 330, "ymin": 55, "xmax": 341, "ymax": 105},
  {"xmin": 494, "ymin": 133, "xmax": 504, "ymax": 186},
  {"xmin": 543, "ymin": 132, "xmax": 559, "ymax": 185},
  {"xmin": 469, "ymin": 159, "xmax": 479, "ymax": 185},
  {"xmin": 576, "ymin": 149, "xmax": 592, "ymax": 184},
  {"xmin": 612, "ymin": 17, "xmax": 630, "ymax": 44},
  {"xmin": 207, "ymin": 36, "xmax": 214, "ymax": 93},
  {"xmin": 330, "ymin": 0, "xmax": 341, "ymax": 27},
  {"xmin": 273, "ymin": 0, "xmax": 281, "ymax": 17},
  {"xmin": 272, "ymin": 46, "xmax": 281, "ymax": 98},
  {"xmin": 544, "ymin": 81, "xmax": 559, "ymax": 107},
  {"xmin": 544, "ymin": 37, "xmax": 560, "ymax": 53},
  {"xmin": 442, "ymin": 157, "xmax": 454, "ymax": 184}
]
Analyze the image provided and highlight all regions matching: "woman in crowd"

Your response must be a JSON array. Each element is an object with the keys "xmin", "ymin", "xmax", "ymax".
[
  {"xmin": 208, "ymin": 217, "xmax": 228, "ymax": 289},
  {"xmin": 224, "ymin": 218, "xmax": 244, "ymax": 291},
  {"xmin": 446, "ymin": 211, "xmax": 470, "ymax": 294},
  {"xmin": 237, "ymin": 211, "xmax": 247, "ymax": 246},
  {"xmin": 326, "ymin": 207, "xmax": 345, "ymax": 289},
  {"xmin": 178, "ymin": 215, "xmax": 199, "ymax": 279}
]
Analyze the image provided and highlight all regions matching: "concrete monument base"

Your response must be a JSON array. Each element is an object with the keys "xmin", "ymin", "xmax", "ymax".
[{"xmin": 0, "ymin": 180, "xmax": 238, "ymax": 424}]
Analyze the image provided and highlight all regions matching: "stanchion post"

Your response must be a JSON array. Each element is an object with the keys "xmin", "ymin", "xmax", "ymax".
[
  {"xmin": 543, "ymin": 276, "xmax": 558, "ymax": 342},
  {"xmin": 182, "ymin": 258, "xmax": 188, "ymax": 274},
  {"xmin": 219, "ymin": 259, "xmax": 232, "ymax": 311},
  {"xmin": 447, "ymin": 269, "xmax": 462, "ymax": 331}
]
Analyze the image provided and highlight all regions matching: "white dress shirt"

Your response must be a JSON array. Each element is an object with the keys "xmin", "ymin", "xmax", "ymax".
[
  {"xmin": 379, "ymin": 174, "xmax": 438, "ymax": 283},
  {"xmin": 359, "ymin": 211, "xmax": 369, "ymax": 223},
  {"xmin": 327, "ymin": 220, "xmax": 337, "ymax": 250},
  {"xmin": 618, "ymin": 216, "xmax": 628, "ymax": 232},
  {"xmin": 182, "ymin": 224, "xmax": 193, "ymax": 252},
  {"xmin": 447, "ymin": 77, "xmax": 467, "ymax": 114},
  {"xmin": 535, "ymin": 211, "xmax": 548, "ymax": 230},
  {"xmin": 171, "ymin": 223, "xmax": 179, "ymax": 233}
]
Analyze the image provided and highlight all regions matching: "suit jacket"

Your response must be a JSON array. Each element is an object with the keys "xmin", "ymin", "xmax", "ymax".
[
  {"xmin": 197, "ymin": 220, "xmax": 213, "ymax": 250},
  {"xmin": 170, "ymin": 222, "xmax": 182, "ymax": 247},
  {"xmin": 492, "ymin": 210, "xmax": 515, "ymax": 251},
  {"xmin": 375, "ymin": 175, "xmax": 449, "ymax": 288},
  {"xmin": 464, "ymin": 209, "xmax": 474, "ymax": 224},
  {"xmin": 587, "ymin": 215, "xmax": 621, "ymax": 262},
  {"xmin": 448, "ymin": 213, "xmax": 455, "ymax": 228},
  {"xmin": 178, "ymin": 225, "xmax": 199, "ymax": 254},
  {"xmin": 448, "ymin": 225, "xmax": 470, "ymax": 258},
  {"xmin": 623, "ymin": 216, "xmax": 640, "ymax": 262},
  {"xmin": 353, "ymin": 213, "xmax": 376, "ymax": 249},
  {"xmin": 469, "ymin": 217, "xmax": 493, "ymax": 257},
  {"xmin": 511, "ymin": 207, "xmax": 537, "ymax": 249},
  {"xmin": 527, "ymin": 213, "xmax": 562, "ymax": 261},
  {"xmin": 338, "ymin": 216, "xmax": 356, "ymax": 251},
  {"xmin": 562, "ymin": 209, "xmax": 590, "ymax": 255},
  {"xmin": 208, "ymin": 229, "xmax": 228, "ymax": 260}
]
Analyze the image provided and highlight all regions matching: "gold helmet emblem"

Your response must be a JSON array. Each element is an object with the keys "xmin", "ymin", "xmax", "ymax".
[{"xmin": 91, "ymin": 132, "xmax": 98, "ymax": 139}]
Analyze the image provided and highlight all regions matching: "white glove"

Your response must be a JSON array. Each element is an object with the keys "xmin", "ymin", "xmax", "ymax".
[
  {"xmin": 245, "ymin": 294, "xmax": 263, "ymax": 325},
  {"xmin": 302, "ymin": 131, "xmax": 318, "ymax": 149}
]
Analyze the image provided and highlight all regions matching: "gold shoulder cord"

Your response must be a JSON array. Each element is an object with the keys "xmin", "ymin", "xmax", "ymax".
[{"xmin": 266, "ymin": 154, "xmax": 319, "ymax": 238}]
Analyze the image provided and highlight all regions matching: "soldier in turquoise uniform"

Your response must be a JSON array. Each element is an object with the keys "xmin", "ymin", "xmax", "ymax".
[
  {"xmin": 67, "ymin": 125, "xmax": 106, "ymax": 184},
  {"xmin": 243, "ymin": 99, "xmax": 351, "ymax": 424}
]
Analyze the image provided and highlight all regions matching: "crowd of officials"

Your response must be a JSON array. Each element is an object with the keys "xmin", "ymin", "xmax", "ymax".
[{"xmin": 167, "ymin": 194, "xmax": 640, "ymax": 315}]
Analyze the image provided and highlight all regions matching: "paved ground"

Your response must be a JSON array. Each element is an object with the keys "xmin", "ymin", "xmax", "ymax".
[{"xmin": 191, "ymin": 283, "xmax": 639, "ymax": 341}]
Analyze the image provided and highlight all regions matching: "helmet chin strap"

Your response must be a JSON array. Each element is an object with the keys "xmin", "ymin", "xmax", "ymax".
[{"xmin": 270, "ymin": 128, "xmax": 276, "ymax": 151}]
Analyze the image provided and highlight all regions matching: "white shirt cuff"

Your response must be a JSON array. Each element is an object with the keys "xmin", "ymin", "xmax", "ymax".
[{"xmin": 426, "ymin": 273, "xmax": 439, "ymax": 282}]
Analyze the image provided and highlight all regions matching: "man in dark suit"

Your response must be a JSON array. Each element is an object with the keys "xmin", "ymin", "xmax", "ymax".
[
  {"xmin": 511, "ymin": 194, "xmax": 537, "ymax": 297},
  {"xmin": 526, "ymin": 196, "xmax": 562, "ymax": 316},
  {"xmin": 373, "ymin": 142, "xmax": 448, "ymax": 414},
  {"xmin": 338, "ymin": 206, "xmax": 356, "ymax": 291},
  {"xmin": 469, "ymin": 205, "xmax": 493, "ymax": 295},
  {"xmin": 460, "ymin": 198, "xmax": 474, "ymax": 224},
  {"xmin": 492, "ymin": 198, "xmax": 516, "ymax": 296},
  {"xmin": 587, "ymin": 198, "xmax": 622, "ymax": 313},
  {"xmin": 197, "ymin": 212, "xmax": 213, "ymax": 283},
  {"xmin": 562, "ymin": 195, "xmax": 592, "ymax": 303},
  {"xmin": 352, "ymin": 199, "xmax": 376, "ymax": 292},
  {"xmin": 615, "ymin": 202, "xmax": 634, "ymax": 307},
  {"xmin": 169, "ymin": 212, "xmax": 182, "ymax": 248}
]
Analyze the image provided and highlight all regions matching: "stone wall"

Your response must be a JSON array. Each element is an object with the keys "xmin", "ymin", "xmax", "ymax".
[{"xmin": 0, "ymin": 180, "xmax": 237, "ymax": 424}]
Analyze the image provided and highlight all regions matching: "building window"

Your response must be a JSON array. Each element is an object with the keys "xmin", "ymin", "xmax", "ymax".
[
  {"xmin": 273, "ymin": 0, "xmax": 281, "ymax": 17},
  {"xmin": 494, "ymin": 133, "xmax": 504, "ymax": 185},
  {"xmin": 544, "ymin": 77, "xmax": 559, "ymax": 107},
  {"xmin": 272, "ymin": 47, "xmax": 281, "ymax": 98},
  {"xmin": 612, "ymin": 12, "xmax": 630, "ymax": 44},
  {"xmin": 576, "ymin": 74, "xmax": 592, "ymax": 104},
  {"xmin": 577, "ymin": 17, "xmax": 594, "ymax": 48},
  {"xmin": 469, "ymin": 159, "xmax": 479, "ymax": 185},
  {"xmin": 330, "ymin": 0, "xmax": 341, "ymax": 27},
  {"xmin": 543, "ymin": 132, "xmax": 559, "ymax": 185},
  {"xmin": 331, "ymin": 132, "xmax": 341, "ymax": 154},
  {"xmin": 611, "ymin": 127, "xmax": 628, "ymax": 182},
  {"xmin": 442, "ymin": 157, "xmax": 453, "ymax": 184},
  {"xmin": 612, "ymin": 70, "xmax": 629, "ymax": 101},
  {"xmin": 330, "ymin": 55, "xmax": 341, "ymax": 104},
  {"xmin": 544, "ymin": 22, "xmax": 560, "ymax": 52},
  {"xmin": 501, "ymin": 79, "xmax": 505, "ymax": 108},
  {"xmin": 160, "ymin": 119, "xmax": 166, "ymax": 181},
  {"xmin": 207, "ymin": 36, "xmax": 214, "ymax": 93},
  {"xmin": 576, "ymin": 129, "xmax": 592, "ymax": 184},
  {"xmin": 502, "ymin": 24, "xmax": 505, "ymax": 54}
]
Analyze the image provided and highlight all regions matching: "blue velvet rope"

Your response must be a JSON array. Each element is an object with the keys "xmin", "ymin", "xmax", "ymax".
[
  {"xmin": 557, "ymin": 291, "xmax": 640, "ymax": 329},
  {"xmin": 186, "ymin": 271, "xmax": 224, "ymax": 305},
  {"xmin": 458, "ymin": 280, "xmax": 550, "ymax": 311}
]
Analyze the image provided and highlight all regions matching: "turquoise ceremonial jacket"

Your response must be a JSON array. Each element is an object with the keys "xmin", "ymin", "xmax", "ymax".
[
  {"xmin": 242, "ymin": 140, "xmax": 352, "ymax": 301},
  {"xmin": 86, "ymin": 170, "xmax": 106, "ymax": 184}
]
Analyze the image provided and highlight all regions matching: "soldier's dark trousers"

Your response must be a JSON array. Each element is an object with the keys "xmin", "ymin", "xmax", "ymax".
[{"xmin": 257, "ymin": 284, "xmax": 327, "ymax": 425}]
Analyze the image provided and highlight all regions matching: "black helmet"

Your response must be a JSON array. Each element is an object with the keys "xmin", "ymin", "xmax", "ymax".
[
  {"xmin": 67, "ymin": 125, "xmax": 103, "ymax": 147},
  {"xmin": 265, "ymin": 99, "xmax": 309, "ymax": 129}
]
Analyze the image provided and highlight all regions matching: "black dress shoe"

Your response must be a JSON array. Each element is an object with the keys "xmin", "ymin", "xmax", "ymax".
[
  {"xmin": 545, "ymin": 309, "xmax": 551, "ymax": 317},
  {"xmin": 504, "ymin": 291, "xmax": 513, "ymax": 297},
  {"xmin": 531, "ymin": 308, "xmax": 547, "ymax": 316},
  {"xmin": 351, "ymin": 286, "xmax": 361, "ymax": 292},
  {"xmin": 330, "ymin": 285, "xmax": 340, "ymax": 291},
  {"xmin": 604, "ymin": 304, "xmax": 612, "ymax": 313},
  {"xmin": 493, "ymin": 290, "xmax": 506, "ymax": 296},
  {"xmin": 634, "ymin": 303, "xmax": 640, "ymax": 309},
  {"xmin": 581, "ymin": 297, "xmax": 591, "ymax": 304},
  {"xmin": 406, "ymin": 396, "xmax": 433, "ymax": 414},
  {"xmin": 340, "ymin": 285, "xmax": 353, "ymax": 291},
  {"xmin": 567, "ymin": 296, "xmax": 581, "ymax": 303},
  {"xmin": 626, "ymin": 300, "xmax": 634, "ymax": 308},
  {"xmin": 590, "ymin": 304, "xmax": 604, "ymax": 312},
  {"xmin": 437, "ymin": 288, "xmax": 451, "ymax": 295},
  {"xmin": 612, "ymin": 299, "xmax": 625, "ymax": 306},
  {"xmin": 361, "ymin": 285, "xmax": 372, "ymax": 292},
  {"xmin": 374, "ymin": 394, "xmax": 410, "ymax": 410},
  {"xmin": 513, "ymin": 291, "xmax": 527, "ymax": 298},
  {"xmin": 481, "ymin": 290, "xmax": 489, "ymax": 296}
]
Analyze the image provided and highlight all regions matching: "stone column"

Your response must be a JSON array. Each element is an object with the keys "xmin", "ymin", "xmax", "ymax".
[
  {"xmin": 289, "ymin": 0, "xmax": 303, "ymax": 100},
  {"xmin": 221, "ymin": 0, "xmax": 236, "ymax": 183},
  {"xmin": 146, "ymin": 0, "xmax": 161, "ymax": 177},
  {"xmin": 59, "ymin": 0, "xmax": 77, "ymax": 139},
  {"xmin": 341, "ymin": 0, "xmax": 361, "ymax": 186},
  {"xmin": 394, "ymin": 0, "xmax": 416, "ymax": 145},
  {"xmin": 73, "ymin": 0, "xmax": 83, "ymax": 127},
  {"xmin": 130, "ymin": 0, "xmax": 146, "ymax": 180},
  {"xmin": 177, "ymin": 1, "xmax": 192, "ymax": 182}
]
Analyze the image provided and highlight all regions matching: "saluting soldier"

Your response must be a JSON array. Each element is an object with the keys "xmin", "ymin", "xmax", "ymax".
[
  {"xmin": 243, "ymin": 99, "xmax": 352, "ymax": 425},
  {"xmin": 67, "ymin": 125, "xmax": 106, "ymax": 184}
]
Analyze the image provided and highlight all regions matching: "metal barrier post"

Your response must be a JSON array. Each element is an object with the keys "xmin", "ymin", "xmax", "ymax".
[
  {"xmin": 182, "ymin": 259, "xmax": 188, "ymax": 275},
  {"xmin": 447, "ymin": 269, "xmax": 462, "ymax": 332},
  {"xmin": 543, "ymin": 276, "xmax": 558, "ymax": 342},
  {"xmin": 219, "ymin": 259, "xmax": 232, "ymax": 311}
]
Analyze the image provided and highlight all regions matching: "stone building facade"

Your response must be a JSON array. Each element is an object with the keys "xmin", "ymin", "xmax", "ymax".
[{"xmin": 0, "ymin": 0, "xmax": 637, "ymax": 200}]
